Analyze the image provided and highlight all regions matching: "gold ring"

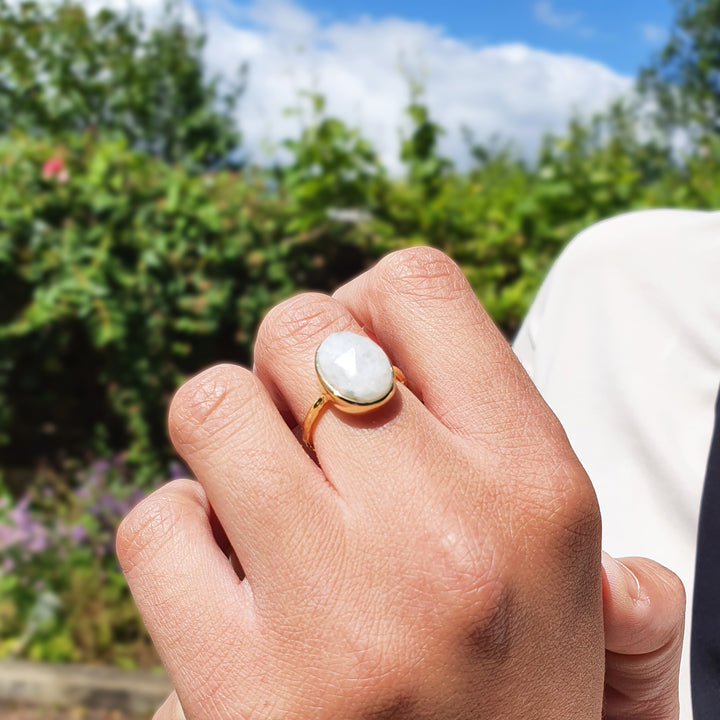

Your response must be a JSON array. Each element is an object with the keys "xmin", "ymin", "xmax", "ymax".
[{"xmin": 302, "ymin": 331, "xmax": 406, "ymax": 448}]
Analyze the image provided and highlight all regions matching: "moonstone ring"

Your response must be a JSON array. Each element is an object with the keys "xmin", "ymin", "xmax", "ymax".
[{"xmin": 302, "ymin": 331, "xmax": 405, "ymax": 448}]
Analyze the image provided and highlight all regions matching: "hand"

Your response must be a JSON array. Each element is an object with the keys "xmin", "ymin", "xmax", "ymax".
[
  {"xmin": 148, "ymin": 554, "xmax": 688, "ymax": 720},
  {"xmin": 117, "ymin": 247, "xmax": 657, "ymax": 718}
]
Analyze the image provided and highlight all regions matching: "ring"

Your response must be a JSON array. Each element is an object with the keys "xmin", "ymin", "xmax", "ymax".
[{"xmin": 302, "ymin": 331, "xmax": 406, "ymax": 448}]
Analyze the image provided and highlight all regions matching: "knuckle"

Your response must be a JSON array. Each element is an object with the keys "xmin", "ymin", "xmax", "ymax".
[
  {"xmin": 455, "ymin": 578, "xmax": 516, "ymax": 666},
  {"xmin": 116, "ymin": 479, "xmax": 204, "ymax": 575},
  {"xmin": 503, "ymin": 440, "xmax": 602, "ymax": 548},
  {"xmin": 546, "ymin": 474, "xmax": 602, "ymax": 563},
  {"xmin": 510, "ymin": 451, "xmax": 602, "ymax": 568},
  {"xmin": 115, "ymin": 497, "xmax": 165, "ymax": 571},
  {"xmin": 406, "ymin": 523, "xmax": 516, "ymax": 666},
  {"xmin": 559, "ymin": 478, "xmax": 602, "ymax": 542},
  {"xmin": 256, "ymin": 292, "xmax": 352, "ymax": 354},
  {"xmin": 558, "ymin": 498, "xmax": 603, "ymax": 579},
  {"xmin": 432, "ymin": 544, "xmax": 517, "ymax": 665},
  {"xmin": 168, "ymin": 363, "xmax": 258, "ymax": 454},
  {"xmin": 654, "ymin": 562, "xmax": 686, "ymax": 619},
  {"xmin": 358, "ymin": 696, "xmax": 418, "ymax": 720},
  {"xmin": 537, "ymin": 476, "xmax": 603, "ymax": 610},
  {"xmin": 375, "ymin": 246, "xmax": 469, "ymax": 302}
]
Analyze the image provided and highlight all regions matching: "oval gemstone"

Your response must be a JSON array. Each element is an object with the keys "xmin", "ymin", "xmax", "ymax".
[{"xmin": 315, "ymin": 331, "xmax": 394, "ymax": 406}]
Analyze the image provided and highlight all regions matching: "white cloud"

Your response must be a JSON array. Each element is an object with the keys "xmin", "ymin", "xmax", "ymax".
[
  {"xmin": 244, "ymin": 0, "xmax": 317, "ymax": 39},
  {"xmin": 641, "ymin": 23, "xmax": 668, "ymax": 45},
  {"xmin": 71, "ymin": 0, "xmax": 633, "ymax": 170},
  {"xmin": 201, "ymin": 0, "xmax": 631, "ymax": 171},
  {"xmin": 534, "ymin": 1, "xmax": 581, "ymax": 30}
]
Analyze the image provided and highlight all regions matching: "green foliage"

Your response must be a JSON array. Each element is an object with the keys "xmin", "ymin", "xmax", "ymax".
[
  {"xmin": 0, "ymin": 127, "xmax": 392, "ymax": 480},
  {"xmin": 639, "ymin": 0, "xmax": 720, "ymax": 143},
  {"xmin": 4, "ymin": 80, "xmax": 720, "ymax": 487},
  {"xmin": 0, "ymin": 460, "xmax": 156, "ymax": 666},
  {"xmin": 281, "ymin": 93, "xmax": 387, "ymax": 231},
  {"xmin": 5, "ymin": 0, "xmax": 720, "ymax": 670},
  {"xmin": 0, "ymin": 0, "xmax": 243, "ymax": 168},
  {"xmin": 400, "ymin": 101, "xmax": 452, "ymax": 198}
]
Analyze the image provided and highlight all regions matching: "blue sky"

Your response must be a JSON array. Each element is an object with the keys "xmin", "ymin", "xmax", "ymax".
[
  {"xmin": 188, "ymin": 0, "xmax": 673, "ymax": 167},
  {"xmin": 238, "ymin": 0, "xmax": 676, "ymax": 74}
]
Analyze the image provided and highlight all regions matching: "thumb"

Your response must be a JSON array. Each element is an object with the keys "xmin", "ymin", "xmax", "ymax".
[{"xmin": 602, "ymin": 552, "xmax": 686, "ymax": 720}]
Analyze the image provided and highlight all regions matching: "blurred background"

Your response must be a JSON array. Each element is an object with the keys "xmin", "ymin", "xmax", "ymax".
[{"xmin": 0, "ymin": 0, "xmax": 716, "ymax": 684}]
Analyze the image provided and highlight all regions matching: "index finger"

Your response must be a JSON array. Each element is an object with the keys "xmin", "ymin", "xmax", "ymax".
[{"xmin": 334, "ymin": 247, "xmax": 558, "ymax": 446}]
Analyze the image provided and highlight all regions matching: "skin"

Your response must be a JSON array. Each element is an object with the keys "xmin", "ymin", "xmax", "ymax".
[
  {"xmin": 117, "ymin": 247, "xmax": 684, "ymax": 719},
  {"xmin": 601, "ymin": 553, "xmax": 684, "ymax": 720}
]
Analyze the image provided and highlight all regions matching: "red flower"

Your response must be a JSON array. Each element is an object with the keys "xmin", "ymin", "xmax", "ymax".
[{"xmin": 41, "ymin": 156, "xmax": 69, "ymax": 183}]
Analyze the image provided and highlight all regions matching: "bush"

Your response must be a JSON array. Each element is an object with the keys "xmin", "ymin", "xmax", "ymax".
[
  {"xmin": 0, "ymin": 130, "xmax": 386, "ymax": 483},
  {"xmin": 0, "ymin": 457, "xmax": 165, "ymax": 666},
  {"xmin": 6, "ymin": 94, "xmax": 720, "ymax": 486},
  {"xmin": 0, "ymin": 0, "xmax": 243, "ymax": 169},
  {"xmin": 4, "ymin": 90, "xmax": 720, "ymax": 666}
]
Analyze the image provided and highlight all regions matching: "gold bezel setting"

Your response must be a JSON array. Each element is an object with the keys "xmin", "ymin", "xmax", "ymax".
[{"xmin": 302, "ymin": 332, "xmax": 405, "ymax": 447}]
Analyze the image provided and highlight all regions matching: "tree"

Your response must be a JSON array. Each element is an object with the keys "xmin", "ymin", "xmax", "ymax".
[
  {"xmin": 400, "ymin": 100, "xmax": 452, "ymax": 200},
  {"xmin": 639, "ymin": 0, "xmax": 720, "ymax": 143},
  {"xmin": 0, "ymin": 0, "xmax": 244, "ymax": 168}
]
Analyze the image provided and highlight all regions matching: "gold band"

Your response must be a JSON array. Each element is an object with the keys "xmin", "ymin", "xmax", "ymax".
[{"xmin": 302, "ymin": 366, "xmax": 405, "ymax": 449}]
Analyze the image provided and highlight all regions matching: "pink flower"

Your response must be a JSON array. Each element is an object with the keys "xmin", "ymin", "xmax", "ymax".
[{"xmin": 41, "ymin": 156, "xmax": 70, "ymax": 183}]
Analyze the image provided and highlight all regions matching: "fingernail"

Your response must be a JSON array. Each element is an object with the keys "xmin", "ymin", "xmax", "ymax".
[{"xmin": 602, "ymin": 551, "xmax": 644, "ymax": 602}]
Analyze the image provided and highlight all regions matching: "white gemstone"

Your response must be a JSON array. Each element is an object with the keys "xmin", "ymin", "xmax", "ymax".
[{"xmin": 315, "ymin": 331, "xmax": 394, "ymax": 406}]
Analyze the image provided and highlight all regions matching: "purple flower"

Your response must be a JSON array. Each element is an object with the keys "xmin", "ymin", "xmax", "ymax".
[
  {"xmin": 0, "ymin": 523, "xmax": 18, "ymax": 549},
  {"xmin": 8, "ymin": 494, "xmax": 31, "ymax": 526},
  {"xmin": 90, "ymin": 458, "xmax": 112, "ymax": 477},
  {"xmin": 0, "ymin": 493, "xmax": 52, "ymax": 559},
  {"xmin": 69, "ymin": 524, "xmax": 87, "ymax": 544},
  {"xmin": 26, "ymin": 527, "xmax": 50, "ymax": 554},
  {"xmin": 168, "ymin": 461, "xmax": 189, "ymax": 480}
]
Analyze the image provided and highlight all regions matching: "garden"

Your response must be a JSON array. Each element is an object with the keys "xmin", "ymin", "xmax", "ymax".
[{"xmin": 1, "ymin": 0, "xmax": 719, "ymax": 672}]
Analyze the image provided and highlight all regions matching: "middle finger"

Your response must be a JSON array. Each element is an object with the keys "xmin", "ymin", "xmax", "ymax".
[{"xmin": 253, "ymin": 292, "xmax": 458, "ymax": 506}]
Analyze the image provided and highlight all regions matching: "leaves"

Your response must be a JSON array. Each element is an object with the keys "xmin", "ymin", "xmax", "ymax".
[
  {"xmin": 639, "ymin": 0, "xmax": 720, "ymax": 144},
  {"xmin": 2, "ymin": 85, "xmax": 715, "ymax": 480},
  {"xmin": 0, "ymin": 461, "xmax": 157, "ymax": 666},
  {"xmin": 0, "ymin": 0, "xmax": 243, "ymax": 169},
  {"xmin": 1, "ymin": 0, "xmax": 718, "ymax": 487}
]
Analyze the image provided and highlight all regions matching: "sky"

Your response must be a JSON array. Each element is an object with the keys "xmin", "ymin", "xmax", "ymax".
[
  {"xmin": 138, "ymin": 0, "xmax": 678, "ymax": 169},
  {"xmin": 230, "ymin": 0, "xmax": 676, "ymax": 75}
]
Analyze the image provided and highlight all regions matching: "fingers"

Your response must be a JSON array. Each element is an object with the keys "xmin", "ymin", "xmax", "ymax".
[
  {"xmin": 250, "ymin": 250, "xmax": 592, "ymax": 526},
  {"xmin": 252, "ymin": 291, "xmax": 367, "ymax": 432},
  {"xmin": 168, "ymin": 363, "xmax": 342, "ymax": 585},
  {"xmin": 116, "ymin": 479, "xmax": 251, "ymax": 708},
  {"xmin": 333, "ymin": 247, "xmax": 555, "ymax": 444},
  {"xmin": 252, "ymin": 292, "xmax": 450, "ymax": 505},
  {"xmin": 601, "ymin": 552, "xmax": 685, "ymax": 720}
]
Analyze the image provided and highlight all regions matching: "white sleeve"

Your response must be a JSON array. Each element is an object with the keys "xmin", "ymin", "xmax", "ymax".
[{"xmin": 513, "ymin": 208, "xmax": 720, "ymax": 720}]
